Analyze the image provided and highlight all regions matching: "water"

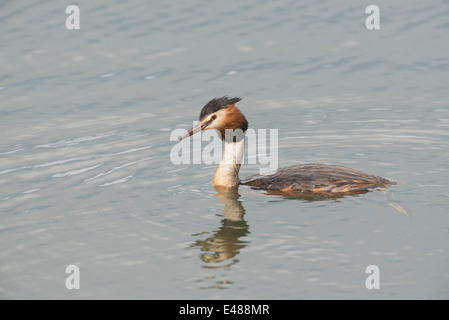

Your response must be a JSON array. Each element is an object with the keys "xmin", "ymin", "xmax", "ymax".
[{"xmin": 1, "ymin": 0, "xmax": 448, "ymax": 299}]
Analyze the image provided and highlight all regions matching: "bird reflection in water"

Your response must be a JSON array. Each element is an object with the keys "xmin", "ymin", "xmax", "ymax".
[{"xmin": 191, "ymin": 188, "xmax": 249, "ymax": 270}]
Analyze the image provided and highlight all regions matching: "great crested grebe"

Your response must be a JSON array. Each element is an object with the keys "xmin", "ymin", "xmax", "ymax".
[{"xmin": 181, "ymin": 96, "xmax": 396, "ymax": 195}]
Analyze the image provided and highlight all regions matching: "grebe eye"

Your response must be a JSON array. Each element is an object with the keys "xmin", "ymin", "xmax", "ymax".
[{"xmin": 211, "ymin": 114, "xmax": 217, "ymax": 120}]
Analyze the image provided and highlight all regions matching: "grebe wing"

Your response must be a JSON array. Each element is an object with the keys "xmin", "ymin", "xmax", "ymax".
[{"xmin": 240, "ymin": 164, "xmax": 395, "ymax": 194}]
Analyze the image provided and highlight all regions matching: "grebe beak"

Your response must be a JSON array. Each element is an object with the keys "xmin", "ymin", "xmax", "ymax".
[{"xmin": 180, "ymin": 120, "xmax": 210, "ymax": 140}]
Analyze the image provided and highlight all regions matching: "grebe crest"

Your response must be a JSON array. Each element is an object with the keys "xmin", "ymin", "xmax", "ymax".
[{"xmin": 181, "ymin": 96, "xmax": 396, "ymax": 195}]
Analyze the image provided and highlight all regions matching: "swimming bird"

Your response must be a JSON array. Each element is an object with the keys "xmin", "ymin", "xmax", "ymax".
[{"xmin": 181, "ymin": 96, "xmax": 396, "ymax": 196}]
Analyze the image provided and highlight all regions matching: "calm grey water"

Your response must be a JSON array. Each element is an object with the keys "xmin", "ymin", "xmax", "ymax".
[{"xmin": 1, "ymin": 0, "xmax": 448, "ymax": 299}]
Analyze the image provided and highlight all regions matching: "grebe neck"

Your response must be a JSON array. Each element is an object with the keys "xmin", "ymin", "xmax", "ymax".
[{"xmin": 213, "ymin": 137, "xmax": 245, "ymax": 189}]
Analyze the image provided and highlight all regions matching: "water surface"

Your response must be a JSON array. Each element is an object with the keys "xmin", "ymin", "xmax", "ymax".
[{"xmin": 0, "ymin": 0, "xmax": 448, "ymax": 299}]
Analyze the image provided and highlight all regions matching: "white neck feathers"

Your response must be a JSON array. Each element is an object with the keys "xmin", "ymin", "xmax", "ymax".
[{"xmin": 213, "ymin": 138, "xmax": 245, "ymax": 189}]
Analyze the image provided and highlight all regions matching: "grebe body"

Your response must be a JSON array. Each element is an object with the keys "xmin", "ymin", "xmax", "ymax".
[
  {"xmin": 181, "ymin": 97, "xmax": 396, "ymax": 196},
  {"xmin": 241, "ymin": 163, "xmax": 395, "ymax": 195}
]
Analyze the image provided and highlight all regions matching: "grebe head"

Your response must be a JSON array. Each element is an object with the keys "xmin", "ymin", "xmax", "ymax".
[{"xmin": 181, "ymin": 96, "xmax": 248, "ymax": 140}]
